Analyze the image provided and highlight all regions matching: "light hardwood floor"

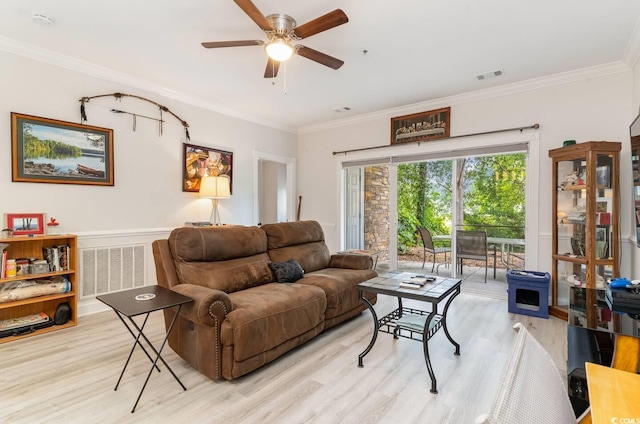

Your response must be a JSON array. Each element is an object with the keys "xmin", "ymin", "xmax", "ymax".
[{"xmin": 1, "ymin": 281, "xmax": 567, "ymax": 424}]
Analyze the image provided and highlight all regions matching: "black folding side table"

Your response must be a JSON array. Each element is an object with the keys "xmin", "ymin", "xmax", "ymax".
[{"xmin": 97, "ymin": 285, "xmax": 193, "ymax": 413}]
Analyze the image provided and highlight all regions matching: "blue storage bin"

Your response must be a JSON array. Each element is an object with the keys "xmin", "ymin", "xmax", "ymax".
[{"xmin": 507, "ymin": 270, "xmax": 550, "ymax": 319}]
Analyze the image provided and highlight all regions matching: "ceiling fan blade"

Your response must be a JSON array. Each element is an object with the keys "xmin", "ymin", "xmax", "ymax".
[
  {"xmin": 293, "ymin": 9, "xmax": 348, "ymax": 39},
  {"xmin": 201, "ymin": 40, "xmax": 264, "ymax": 48},
  {"xmin": 233, "ymin": 0, "xmax": 273, "ymax": 31},
  {"xmin": 264, "ymin": 58, "xmax": 280, "ymax": 78},
  {"xmin": 296, "ymin": 45, "xmax": 344, "ymax": 70}
]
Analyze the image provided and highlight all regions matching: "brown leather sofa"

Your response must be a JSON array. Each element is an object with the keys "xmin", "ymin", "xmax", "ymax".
[{"xmin": 152, "ymin": 220, "xmax": 377, "ymax": 380}]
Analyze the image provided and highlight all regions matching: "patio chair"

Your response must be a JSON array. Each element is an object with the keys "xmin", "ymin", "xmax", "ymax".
[
  {"xmin": 417, "ymin": 227, "xmax": 451, "ymax": 272},
  {"xmin": 456, "ymin": 230, "xmax": 495, "ymax": 283},
  {"xmin": 475, "ymin": 323, "xmax": 591, "ymax": 424}
]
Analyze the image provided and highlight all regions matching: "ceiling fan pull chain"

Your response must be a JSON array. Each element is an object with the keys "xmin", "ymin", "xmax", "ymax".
[{"xmin": 284, "ymin": 61, "xmax": 287, "ymax": 95}]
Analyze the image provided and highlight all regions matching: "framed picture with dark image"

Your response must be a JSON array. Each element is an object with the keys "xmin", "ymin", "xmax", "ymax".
[
  {"xmin": 390, "ymin": 107, "xmax": 450, "ymax": 145},
  {"xmin": 183, "ymin": 143, "xmax": 233, "ymax": 193},
  {"xmin": 11, "ymin": 112, "xmax": 114, "ymax": 186}
]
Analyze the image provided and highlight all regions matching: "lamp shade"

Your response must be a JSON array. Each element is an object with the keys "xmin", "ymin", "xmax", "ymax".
[{"xmin": 199, "ymin": 175, "xmax": 231, "ymax": 199}]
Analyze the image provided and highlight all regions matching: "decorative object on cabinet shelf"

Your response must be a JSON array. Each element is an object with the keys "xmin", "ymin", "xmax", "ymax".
[
  {"xmin": 570, "ymin": 233, "xmax": 586, "ymax": 257},
  {"xmin": 0, "ymin": 229, "xmax": 13, "ymax": 238},
  {"xmin": 560, "ymin": 170, "xmax": 581, "ymax": 190},
  {"xmin": 562, "ymin": 140, "xmax": 576, "ymax": 147},
  {"xmin": 11, "ymin": 113, "xmax": 114, "ymax": 186},
  {"xmin": 46, "ymin": 217, "xmax": 61, "ymax": 235},
  {"xmin": 4, "ymin": 213, "xmax": 45, "ymax": 236},
  {"xmin": 557, "ymin": 212, "xmax": 567, "ymax": 224}
]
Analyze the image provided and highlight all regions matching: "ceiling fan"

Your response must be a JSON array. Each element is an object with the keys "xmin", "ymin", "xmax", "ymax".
[{"xmin": 201, "ymin": 0, "xmax": 348, "ymax": 78}]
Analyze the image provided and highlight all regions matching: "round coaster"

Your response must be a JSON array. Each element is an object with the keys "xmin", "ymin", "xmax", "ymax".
[{"xmin": 135, "ymin": 293, "xmax": 156, "ymax": 301}]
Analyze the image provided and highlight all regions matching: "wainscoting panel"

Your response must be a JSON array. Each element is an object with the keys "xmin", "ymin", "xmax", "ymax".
[{"xmin": 80, "ymin": 244, "xmax": 145, "ymax": 297}]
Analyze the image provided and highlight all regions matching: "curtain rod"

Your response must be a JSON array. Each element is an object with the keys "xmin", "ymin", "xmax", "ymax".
[{"xmin": 332, "ymin": 123, "xmax": 540, "ymax": 156}]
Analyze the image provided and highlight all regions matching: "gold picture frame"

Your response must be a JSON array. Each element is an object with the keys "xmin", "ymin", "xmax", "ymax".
[{"xmin": 11, "ymin": 112, "xmax": 114, "ymax": 186}]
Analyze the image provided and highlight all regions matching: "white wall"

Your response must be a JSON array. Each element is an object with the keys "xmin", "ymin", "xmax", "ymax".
[
  {"xmin": 1, "ymin": 51, "xmax": 296, "ymax": 232},
  {"xmin": 298, "ymin": 70, "xmax": 635, "ymax": 277}
]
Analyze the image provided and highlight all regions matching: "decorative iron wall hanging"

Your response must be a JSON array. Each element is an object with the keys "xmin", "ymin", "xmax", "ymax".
[{"xmin": 79, "ymin": 92, "xmax": 190, "ymax": 140}]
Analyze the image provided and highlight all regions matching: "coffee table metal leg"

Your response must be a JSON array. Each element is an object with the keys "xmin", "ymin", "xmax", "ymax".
[
  {"xmin": 130, "ymin": 305, "xmax": 186, "ymax": 413},
  {"xmin": 422, "ymin": 312, "xmax": 438, "ymax": 393},
  {"xmin": 358, "ymin": 291, "xmax": 379, "ymax": 367},
  {"xmin": 441, "ymin": 289, "xmax": 461, "ymax": 355}
]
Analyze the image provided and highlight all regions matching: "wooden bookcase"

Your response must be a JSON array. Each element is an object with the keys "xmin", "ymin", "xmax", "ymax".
[
  {"xmin": 0, "ymin": 234, "xmax": 78, "ymax": 343},
  {"xmin": 548, "ymin": 141, "xmax": 621, "ymax": 320}
]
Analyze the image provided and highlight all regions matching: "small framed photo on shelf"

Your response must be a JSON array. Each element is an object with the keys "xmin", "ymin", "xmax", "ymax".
[
  {"xmin": 595, "ymin": 165, "xmax": 611, "ymax": 188},
  {"xmin": 5, "ymin": 213, "xmax": 45, "ymax": 236},
  {"xmin": 595, "ymin": 226, "xmax": 609, "ymax": 259}
]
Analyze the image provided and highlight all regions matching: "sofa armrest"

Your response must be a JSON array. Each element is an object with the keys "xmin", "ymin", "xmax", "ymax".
[
  {"xmin": 329, "ymin": 253, "xmax": 373, "ymax": 270},
  {"xmin": 171, "ymin": 284, "xmax": 233, "ymax": 327}
]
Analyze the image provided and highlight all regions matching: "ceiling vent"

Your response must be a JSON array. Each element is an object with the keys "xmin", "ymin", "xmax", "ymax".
[{"xmin": 476, "ymin": 69, "xmax": 503, "ymax": 81}]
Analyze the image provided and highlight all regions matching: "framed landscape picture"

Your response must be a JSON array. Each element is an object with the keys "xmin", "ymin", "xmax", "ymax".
[
  {"xmin": 390, "ymin": 107, "xmax": 450, "ymax": 145},
  {"xmin": 11, "ymin": 113, "xmax": 114, "ymax": 186},
  {"xmin": 183, "ymin": 143, "xmax": 233, "ymax": 193}
]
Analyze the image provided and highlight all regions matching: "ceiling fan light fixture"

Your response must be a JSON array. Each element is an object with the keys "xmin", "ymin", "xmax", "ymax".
[{"xmin": 265, "ymin": 38, "xmax": 293, "ymax": 62}]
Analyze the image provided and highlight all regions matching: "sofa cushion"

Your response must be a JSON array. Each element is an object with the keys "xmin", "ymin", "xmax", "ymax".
[
  {"xmin": 221, "ymin": 283, "xmax": 327, "ymax": 362},
  {"xmin": 169, "ymin": 226, "xmax": 267, "ymax": 262},
  {"xmin": 262, "ymin": 220, "xmax": 325, "ymax": 249},
  {"xmin": 168, "ymin": 226, "xmax": 274, "ymax": 293},
  {"xmin": 269, "ymin": 259, "xmax": 304, "ymax": 283},
  {"xmin": 176, "ymin": 255, "xmax": 273, "ymax": 293},
  {"xmin": 299, "ymin": 267, "xmax": 378, "ymax": 320}
]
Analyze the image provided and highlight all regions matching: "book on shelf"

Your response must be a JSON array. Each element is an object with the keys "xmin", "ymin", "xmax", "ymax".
[
  {"xmin": 42, "ymin": 247, "xmax": 61, "ymax": 272},
  {"xmin": 1, "ymin": 250, "xmax": 6, "ymax": 279},
  {"xmin": 57, "ymin": 245, "xmax": 69, "ymax": 271}
]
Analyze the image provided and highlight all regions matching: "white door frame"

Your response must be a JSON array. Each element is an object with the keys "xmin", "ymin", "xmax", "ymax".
[{"xmin": 253, "ymin": 151, "xmax": 296, "ymax": 225}]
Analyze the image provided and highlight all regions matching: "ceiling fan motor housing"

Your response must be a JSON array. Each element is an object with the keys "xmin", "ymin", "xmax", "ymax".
[{"xmin": 267, "ymin": 13, "xmax": 297, "ymax": 37}]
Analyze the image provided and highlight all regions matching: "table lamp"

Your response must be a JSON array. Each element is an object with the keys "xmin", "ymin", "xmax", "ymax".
[{"xmin": 199, "ymin": 175, "xmax": 231, "ymax": 226}]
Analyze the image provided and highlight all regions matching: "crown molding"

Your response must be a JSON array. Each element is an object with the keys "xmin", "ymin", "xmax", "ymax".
[
  {"xmin": 0, "ymin": 36, "xmax": 295, "ymax": 134},
  {"xmin": 298, "ymin": 61, "xmax": 631, "ymax": 135},
  {"xmin": 623, "ymin": 15, "xmax": 640, "ymax": 68}
]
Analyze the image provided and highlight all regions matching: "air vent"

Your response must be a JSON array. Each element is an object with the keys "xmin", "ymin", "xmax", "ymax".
[{"xmin": 476, "ymin": 69, "xmax": 504, "ymax": 81}]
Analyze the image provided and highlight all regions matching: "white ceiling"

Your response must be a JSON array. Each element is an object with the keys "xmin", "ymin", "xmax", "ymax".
[{"xmin": 2, "ymin": 0, "xmax": 640, "ymax": 132}]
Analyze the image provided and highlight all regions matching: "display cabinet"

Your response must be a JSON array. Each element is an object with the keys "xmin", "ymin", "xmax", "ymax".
[
  {"xmin": 631, "ymin": 133, "xmax": 640, "ymax": 245},
  {"xmin": 548, "ymin": 142, "xmax": 621, "ymax": 320},
  {"xmin": 0, "ymin": 234, "xmax": 77, "ymax": 343}
]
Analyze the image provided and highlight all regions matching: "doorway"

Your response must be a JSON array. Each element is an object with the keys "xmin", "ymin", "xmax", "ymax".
[{"xmin": 253, "ymin": 151, "xmax": 296, "ymax": 225}]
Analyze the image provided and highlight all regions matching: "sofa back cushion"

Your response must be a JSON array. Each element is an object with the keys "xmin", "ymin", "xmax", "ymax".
[
  {"xmin": 168, "ymin": 226, "xmax": 273, "ymax": 293},
  {"xmin": 262, "ymin": 221, "xmax": 331, "ymax": 273}
]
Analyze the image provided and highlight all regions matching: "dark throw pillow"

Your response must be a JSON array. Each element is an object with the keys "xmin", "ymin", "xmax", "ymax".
[{"xmin": 269, "ymin": 259, "xmax": 304, "ymax": 283}]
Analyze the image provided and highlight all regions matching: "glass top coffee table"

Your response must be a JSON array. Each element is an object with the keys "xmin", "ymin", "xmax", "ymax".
[{"xmin": 357, "ymin": 273, "xmax": 462, "ymax": 393}]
